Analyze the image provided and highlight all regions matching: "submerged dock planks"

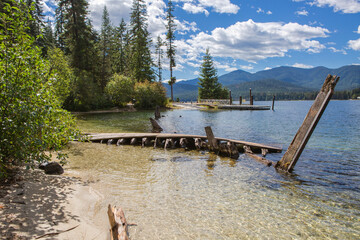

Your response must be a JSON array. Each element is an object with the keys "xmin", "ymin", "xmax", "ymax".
[{"xmin": 87, "ymin": 132, "xmax": 282, "ymax": 153}]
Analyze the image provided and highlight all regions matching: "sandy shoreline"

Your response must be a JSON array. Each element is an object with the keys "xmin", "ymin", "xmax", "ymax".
[{"xmin": 0, "ymin": 168, "xmax": 106, "ymax": 240}]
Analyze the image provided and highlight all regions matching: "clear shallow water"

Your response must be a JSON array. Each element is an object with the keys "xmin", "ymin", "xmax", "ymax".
[{"xmin": 68, "ymin": 100, "xmax": 360, "ymax": 239}]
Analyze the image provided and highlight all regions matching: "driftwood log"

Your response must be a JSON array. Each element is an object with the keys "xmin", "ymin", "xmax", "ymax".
[
  {"xmin": 244, "ymin": 146, "xmax": 272, "ymax": 167},
  {"xmin": 108, "ymin": 204, "xmax": 129, "ymax": 240}
]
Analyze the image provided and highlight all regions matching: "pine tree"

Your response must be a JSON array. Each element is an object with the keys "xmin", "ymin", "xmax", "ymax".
[
  {"xmin": 166, "ymin": 0, "xmax": 176, "ymax": 101},
  {"xmin": 198, "ymin": 48, "xmax": 228, "ymax": 99},
  {"xmin": 155, "ymin": 36, "xmax": 164, "ymax": 82},
  {"xmin": 99, "ymin": 5, "xmax": 112, "ymax": 91},
  {"xmin": 128, "ymin": 0, "xmax": 154, "ymax": 82},
  {"xmin": 42, "ymin": 19, "xmax": 55, "ymax": 56},
  {"xmin": 55, "ymin": 2, "xmax": 66, "ymax": 51},
  {"xmin": 111, "ymin": 18, "xmax": 127, "ymax": 75},
  {"xmin": 56, "ymin": 0, "xmax": 95, "ymax": 72}
]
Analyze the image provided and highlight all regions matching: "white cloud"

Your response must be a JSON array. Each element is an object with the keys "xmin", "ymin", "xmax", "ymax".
[
  {"xmin": 193, "ymin": 70, "xmax": 200, "ymax": 75},
  {"xmin": 183, "ymin": 3, "xmax": 209, "ymax": 16},
  {"xmin": 292, "ymin": 63, "xmax": 314, "ymax": 68},
  {"xmin": 296, "ymin": 9, "xmax": 309, "ymax": 15},
  {"xmin": 310, "ymin": 0, "xmax": 360, "ymax": 13},
  {"xmin": 183, "ymin": 19, "xmax": 329, "ymax": 62},
  {"xmin": 239, "ymin": 65, "xmax": 254, "ymax": 70},
  {"xmin": 329, "ymin": 47, "xmax": 347, "ymax": 54},
  {"xmin": 348, "ymin": 25, "xmax": 360, "ymax": 51},
  {"xmin": 198, "ymin": 0, "xmax": 239, "ymax": 14},
  {"xmin": 41, "ymin": 0, "xmax": 56, "ymax": 15},
  {"xmin": 264, "ymin": 67, "xmax": 272, "ymax": 70},
  {"xmin": 178, "ymin": 0, "xmax": 239, "ymax": 15},
  {"xmin": 348, "ymin": 38, "xmax": 360, "ymax": 51},
  {"xmin": 266, "ymin": 11, "xmax": 273, "ymax": 15},
  {"xmin": 257, "ymin": 8, "xmax": 264, "ymax": 13}
]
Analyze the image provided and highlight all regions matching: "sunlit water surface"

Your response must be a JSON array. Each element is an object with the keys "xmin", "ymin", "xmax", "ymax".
[{"xmin": 68, "ymin": 101, "xmax": 360, "ymax": 239}]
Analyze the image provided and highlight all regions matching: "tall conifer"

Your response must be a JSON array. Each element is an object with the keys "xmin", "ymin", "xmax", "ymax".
[
  {"xmin": 166, "ymin": 0, "xmax": 176, "ymax": 101},
  {"xmin": 128, "ymin": 0, "xmax": 154, "ymax": 82},
  {"xmin": 99, "ymin": 5, "xmax": 112, "ymax": 90},
  {"xmin": 155, "ymin": 36, "xmax": 164, "ymax": 82},
  {"xmin": 198, "ymin": 49, "xmax": 228, "ymax": 99}
]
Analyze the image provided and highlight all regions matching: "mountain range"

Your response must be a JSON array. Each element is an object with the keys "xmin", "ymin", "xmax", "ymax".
[{"xmin": 164, "ymin": 65, "xmax": 360, "ymax": 101}]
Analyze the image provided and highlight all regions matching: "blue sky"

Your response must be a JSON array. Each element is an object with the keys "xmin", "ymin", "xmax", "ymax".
[{"xmin": 41, "ymin": 0, "xmax": 360, "ymax": 81}]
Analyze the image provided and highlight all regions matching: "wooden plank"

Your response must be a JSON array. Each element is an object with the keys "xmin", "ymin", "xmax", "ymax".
[
  {"xmin": 275, "ymin": 74, "xmax": 339, "ymax": 172},
  {"xmin": 205, "ymin": 126, "xmax": 219, "ymax": 151},
  {"xmin": 87, "ymin": 133, "xmax": 282, "ymax": 152},
  {"xmin": 108, "ymin": 204, "xmax": 129, "ymax": 240}
]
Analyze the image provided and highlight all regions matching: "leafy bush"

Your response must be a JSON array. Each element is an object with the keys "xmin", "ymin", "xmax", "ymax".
[
  {"xmin": 47, "ymin": 47, "xmax": 75, "ymax": 105},
  {"xmin": 105, "ymin": 74, "xmax": 135, "ymax": 107},
  {"xmin": 134, "ymin": 81, "xmax": 167, "ymax": 109},
  {"xmin": 0, "ymin": 1, "xmax": 78, "ymax": 176}
]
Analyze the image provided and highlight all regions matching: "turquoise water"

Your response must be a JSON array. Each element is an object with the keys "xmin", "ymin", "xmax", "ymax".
[{"xmin": 69, "ymin": 100, "xmax": 360, "ymax": 239}]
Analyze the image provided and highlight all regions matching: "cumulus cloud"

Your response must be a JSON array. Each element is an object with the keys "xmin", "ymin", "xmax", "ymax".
[
  {"xmin": 182, "ymin": 19, "xmax": 329, "ymax": 62},
  {"xmin": 348, "ymin": 25, "xmax": 360, "ymax": 51},
  {"xmin": 177, "ymin": 0, "xmax": 239, "ymax": 15},
  {"xmin": 292, "ymin": 63, "xmax": 314, "ymax": 68},
  {"xmin": 329, "ymin": 47, "xmax": 347, "ymax": 54},
  {"xmin": 310, "ymin": 0, "xmax": 360, "ymax": 13},
  {"xmin": 348, "ymin": 38, "xmax": 360, "ymax": 51},
  {"xmin": 183, "ymin": 3, "xmax": 209, "ymax": 16}
]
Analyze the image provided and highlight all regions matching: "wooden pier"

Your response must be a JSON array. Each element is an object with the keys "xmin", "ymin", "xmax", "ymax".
[
  {"xmin": 87, "ymin": 132, "xmax": 282, "ymax": 157},
  {"xmin": 196, "ymin": 103, "xmax": 270, "ymax": 110}
]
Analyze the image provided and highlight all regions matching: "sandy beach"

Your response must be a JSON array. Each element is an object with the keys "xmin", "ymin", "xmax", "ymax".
[{"xmin": 0, "ymin": 167, "xmax": 106, "ymax": 240}]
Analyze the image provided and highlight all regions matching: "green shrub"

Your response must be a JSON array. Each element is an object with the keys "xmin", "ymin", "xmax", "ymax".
[
  {"xmin": 105, "ymin": 74, "xmax": 135, "ymax": 107},
  {"xmin": 134, "ymin": 81, "xmax": 167, "ymax": 109},
  {"xmin": 0, "ymin": 1, "xmax": 79, "ymax": 176}
]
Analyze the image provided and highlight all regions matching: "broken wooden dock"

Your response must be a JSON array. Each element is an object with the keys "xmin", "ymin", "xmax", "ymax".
[
  {"xmin": 197, "ymin": 103, "xmax": 270, "ymax": 110},
  {"xmin": 87, "ymin": 132, "xmax": 282, "ymax": 155}
]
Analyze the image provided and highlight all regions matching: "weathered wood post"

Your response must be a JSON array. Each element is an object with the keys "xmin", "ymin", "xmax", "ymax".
[
  {"xmin": 250, "ymin": 96, "xmax": 253, "ymax": 106},
  {"xmin": 155, "ymin": 105, "xmax": 161, "ymax": 119},
  {"xmin": 239, "ymin": 96, "xmax": 242, "ymax": 105},
  {"xmin": 275, "ymin": 74, "xmax": 340, "ymax": 172},
  {"xmin": 272, "ymin": 95, "xmax": 275, "ymax": 110},
  {"xmin": 229, "ymin": 90, "xmax": 232, "ymax": 105},
  {"xmin": 249, "ymin": 88, "xmax": 252, "ymax": 105},
  {"xmin": 205, "ymin": 126, "xmax": 219, "ymax": 151}
]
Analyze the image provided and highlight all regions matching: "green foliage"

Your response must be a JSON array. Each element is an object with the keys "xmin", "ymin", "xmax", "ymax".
[
  {"xmin": 111, "ymin": 18, "xmax": 127, "ymax": 75},
  {"xmin": 47, "ymin": 47, "xmax": 74, "ymax": 105},
  {"xmin": 0, "ymin": 1, "xmax": 78, "ymax": 175},
  {"xmin": 98, "ymin": 5, "xmax": 113, "ymax": 91},
  {"xmin": 128, "ymin": 0, "xmax": 154, "ymax": 82},
  {"xmin": 134, "ymin": 81, "xmax": 167, "ymax": 109},
  {"xmin": 198, "ymin": 48, "xmax": 228, "ymax": 99},
  {"xmin": 105, "ymin": 74, "xmax": 135, "ymax": 107}
]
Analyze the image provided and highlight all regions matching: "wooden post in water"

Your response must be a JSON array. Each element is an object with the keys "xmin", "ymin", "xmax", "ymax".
[
  {"xmin": 272, "ymin": 95, "xmax": 275, "ymax": 110},
  {"xmin": 275, "ymin": 74, "xmax": 340, "ymax": 172},
  {"xmin": 205, "ymin": 126, "xmax": 218, "ymax": 151},
  {"xmin": 155, "ymin": 105, "xmax": 161, "ymax": 119},
  {"xmin": 250, "ymin": 96, "xmax": 253, "ymax": 106},
  {"xmin": 249, "ymin": 88, "xmax": 252, "ymax": 105},
  {"xmin": 239, "ymin": 96, "xmax": 242, "ymax": 105},
  {"xmin": 229, "ymin": 90, "xmax": 232, "ymax": 105}
]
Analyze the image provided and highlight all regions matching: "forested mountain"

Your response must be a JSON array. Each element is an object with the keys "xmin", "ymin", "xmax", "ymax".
[{"xmin": 166, "ymin": 65, "xmax": 360, "ymax": 100}]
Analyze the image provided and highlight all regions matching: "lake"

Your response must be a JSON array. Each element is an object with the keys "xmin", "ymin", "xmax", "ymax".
[{"xmin": 68, "ymin": 100, "xmax": 360, "ymax": 239}]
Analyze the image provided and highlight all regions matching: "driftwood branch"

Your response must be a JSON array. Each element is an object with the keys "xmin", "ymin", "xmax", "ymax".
[
  {"xmin": 108, "ymin": 204, "xmax": 129, "ymax": 240},
  {"xmin": 35, "ymin": 225, "xmax": 79, "ymax": 239}
]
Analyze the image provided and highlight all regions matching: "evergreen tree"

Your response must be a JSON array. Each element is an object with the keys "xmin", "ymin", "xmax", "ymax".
[
  {"xmin": 128, "ymin": 0, "xmax": 154, "ymax": 82},
  {"xmin": 56, "ymin": 0, "xmax": 95, "ymax": 72},
  {"xmin": 111, "ymin": 19, "xmax": 127, "ymax": 75},
  {"xmin": 166, "ymin": 0, "xmax": 176, "ymax": 101},
  {"xmin": 54, "ymin": 2, "xmax": 66, "ymax": 51},
  {"xmin": 198, "ymin": 48, "xmax": 228, "ymax": 99},
  {"xmin": 99, "ymin": 5, "xmax": 112, "ymax": 91},
  {"xmin": 155, "ymin": 36, "xmax": 164, "ymax": 82},
  {"xmin": 42, "ymin": 20, "xmax": 55, "ymax": 56}
]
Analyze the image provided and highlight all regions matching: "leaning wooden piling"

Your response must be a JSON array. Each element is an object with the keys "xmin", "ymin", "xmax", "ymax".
[{"xmin": 275, "ymin": 74, "xmax": 340, "ymax": 172}]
